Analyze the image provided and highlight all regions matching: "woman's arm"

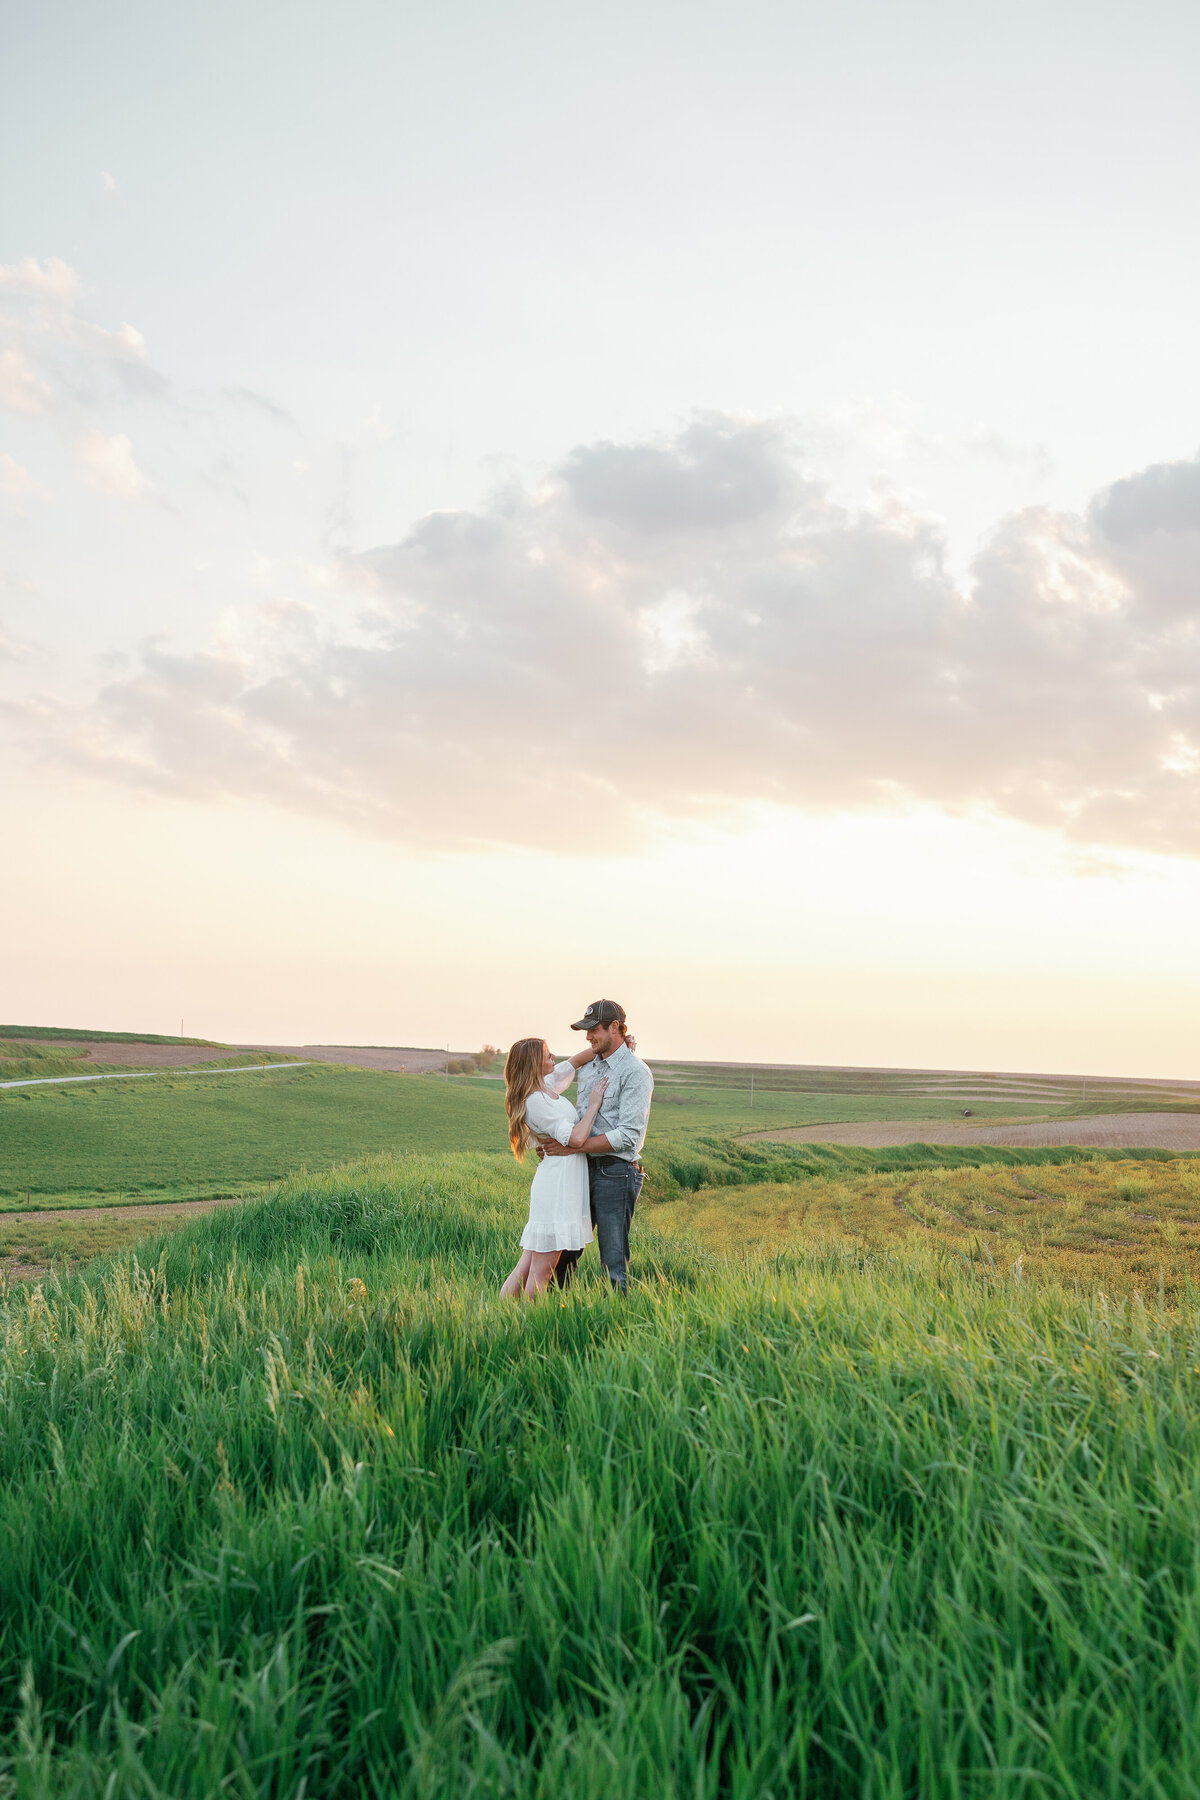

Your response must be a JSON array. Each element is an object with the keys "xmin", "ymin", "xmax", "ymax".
[
  {"xmin": 567, "ymin": 1075, "xmax": 608, "ymax": 1146},
  {"xmin": 567, "ymin": 1033, "xmax": 635, "ymax": 1072}
]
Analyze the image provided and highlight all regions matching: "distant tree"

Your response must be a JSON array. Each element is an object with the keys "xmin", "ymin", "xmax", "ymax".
[{"xmin": 475, "ymin": 1044, "xmax": 499, "ymax": 1069}]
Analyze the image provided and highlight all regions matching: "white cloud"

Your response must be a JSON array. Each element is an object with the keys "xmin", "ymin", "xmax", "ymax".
[
  {"xmin": 0, "ymin": 257, "xmax": 80, "ymax": 300},
  {"xmin": 0, "ymin": 255, "xmax": 160, "ymax": 429},
  {"xmin": 25, "ymin": 415, "xmax": 1200, "ymax": 861},
  {"xmin": 0, "ymin": 453, "xmax": 47, "ymax": 510},
  {"xmin": 76, "ymin": 430, "xmax": 153, "ymax": 500},
  {"xmin": 0, "ymin": 348, "xmax": 49, "ymax": 413},
  {"xmin": 0, "ymin": 618, "xmax": 31, "ymax": 661}
]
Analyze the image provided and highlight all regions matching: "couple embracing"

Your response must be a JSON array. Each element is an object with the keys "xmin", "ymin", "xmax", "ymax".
[{"xmin": 501, "ymin": 1000, "xmax": 654, "ymax": 1299}]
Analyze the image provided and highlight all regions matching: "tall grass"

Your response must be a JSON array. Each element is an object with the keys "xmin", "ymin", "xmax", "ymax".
[
  {"xmin": 656, "ymin": 1132, "xmax": 1200, "ymax": 1195},
  {"xmin": 653, "ymin": 1156, "xmax": 1200, "ymax": 1301},
  {"xmin": 3, "ymin": 1152, "xmax": 1200, "ymax": 1795}
]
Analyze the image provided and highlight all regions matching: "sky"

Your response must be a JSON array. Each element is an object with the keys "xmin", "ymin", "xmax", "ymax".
[{"xmin": 3, "ymin": 0, "xmax": 1200, "ymax": 1073}]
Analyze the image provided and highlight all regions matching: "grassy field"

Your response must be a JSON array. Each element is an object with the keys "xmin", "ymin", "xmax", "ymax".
[
  {"xmin": 5, "ymin": 1042, "xmax": 1199, "ymax": 1285},
  {"xmin": 0, "ymin": 1202, "xmax": 243, "ymax": 1283},
  {"xmin": 656, "ymin": 1154, "xmax": 1200, "ymax": 1301},
  {"xmin": 3, "ymin": 1151, "xmax": 1200, "ymax": 1795},
  {"xmin": 0, "ymin": 1044, "xmax": 298, "ymax": 1086},
  {"xmin": 0, "ymin": 1067, "xmax": 506, "ymax": 1206},
  {"xmin": 0, "ymin": 1049, "xmax": 1127, "ymax": 1212},
  {"xmin": 649, "ymin": 1056, "xmax": 1200, "ymax": 1110},
  {"xmin": 0, "ymin": 1025, "xmax": 223, "ymax": 1046}
]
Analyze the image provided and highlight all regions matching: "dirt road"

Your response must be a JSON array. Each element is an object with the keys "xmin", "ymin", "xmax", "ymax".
[
  {"xmin": 1, "ymin": 1061, "xmax": 311, "ymax": 1091},
  {"xmin": 0, "ymin": 1195, "xmax": 249, "ymax": 1284},
  {"xmin": 2, "ymin": 1195, "xmax": 249, "ymax": 1229},
  {"xmin": 751, "ymin": 1112, "xmax": 1200, "ymax": 1151}
]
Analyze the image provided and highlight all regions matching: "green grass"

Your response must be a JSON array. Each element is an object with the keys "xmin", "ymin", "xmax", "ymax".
[
  {"xmin": 0, "ymin": 1204, "xmax": 236, "ymax": 1278},
  {"xmin": 0, "ymin": 1025, "xmax": 223, "ymax": 1046},
  {"xmin": 0, "ymin": 1046, "xmax": 102, "ymax": 1085},
  {"xmin": 649, "ymin": 1055, "xmax": 1200, "ymax": 1104},
  {"xmin": 4, "ymin": 1152, "xmax": 1200, "ymax": 1795},
  {"xmin": 644, "ymin": 1082, "xmax": 1068, "ymax": 1139},
  {"xmin": 0, "ymin": 1047, "xmax": 299, "ymax": 1087},
  {"xmin": 0, "ymin": 1055, "xmax": 1109, "ymax": 1213},
  {"xmin": 5, "ymin": 1042, "xmax": 1198, "ymax": 1226},
  {"xmin": 653, "ymin": 1132, "xmax": 1200, "ymax": 1192},
  {"xmin": 0, "ymin": 1068, "xmax": 506, "ymax": 1206},
  {"xmin": 654, "ymin": 1154, "xmax": 1200, "ymax": 1301}
]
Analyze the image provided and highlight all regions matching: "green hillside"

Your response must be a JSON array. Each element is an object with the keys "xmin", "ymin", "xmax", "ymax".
[
  {"xmin": 0, "ymin": 1024, "xmax": 224, "ymax": 1046},
  {"xmin": 0, "ymin": 1066, "xmax": 506, "ymax": 1205},
  {"xmin": 7, "ymin": 1044, "xmax": 1198, "ymax": 1217},
  {"xmin": 2, "ymin": 1153, "xmax": 1199, "ymax": 1795}
]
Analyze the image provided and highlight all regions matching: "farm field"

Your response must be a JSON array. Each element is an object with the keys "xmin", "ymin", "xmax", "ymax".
[
  {"xmin": 3, "ymin": 1150, "xmax": 1200, "ymax": 1795},
  {"xmin": 0, "ymin": 1040, "xmax": 296, "ymax": 1086},
  {"xmin": 656, "ymin": 1154, "xmax": 1200, "ymax": 1301},
  {"xmin": 0, "ymin": 1197, "xmax": 243, "ymax": 1283},
  {"xmin": 755, "ymin": 1111, "xmax": 1200, "ymax": 1150},
  {"xmin": 0, "ymin": 1055, "xmax": 1083, "ymax": 1212},
  {"xmin": 5, "ymin": 1031, "xmax": 1200, "ymax": 1287},
  {"xmin": 0, "ymin": 1065, "xmax": 506, "ymax": 1206},
  {"xmin": 650, "ymin": 1055, "xmax": 1200, "ymax": 1109}
]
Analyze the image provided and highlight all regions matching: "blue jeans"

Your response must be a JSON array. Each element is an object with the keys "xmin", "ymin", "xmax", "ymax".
[{"xmin": 553, "ymin": 1157, "xmax": 643, "ymax": 1292}]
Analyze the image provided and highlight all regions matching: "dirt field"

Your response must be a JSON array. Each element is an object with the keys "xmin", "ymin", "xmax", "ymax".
[
  {"xmin": 752, "ymin": 1112, "xmax": 1200, "ymax": 1151},
  {"xmin": 1, "ymin": 1038, "xmax": 241, "ymax": 1068},
  {"xmin": 237, "ymin": 1043, "xmax": 478, "ymax": 1073},
  {"xmin": 0, "ymin": 1195, "xmax": 245, "ymax": 1284}
]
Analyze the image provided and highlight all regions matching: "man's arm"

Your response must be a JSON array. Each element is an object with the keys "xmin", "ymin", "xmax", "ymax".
[
  {"xmin": 539, "ymin": 1131, "xmax": 612, "ymax": 1157},
  {"xmin": 541, "ymin": 1059, "xmax": 652, "ymax": 1158}
]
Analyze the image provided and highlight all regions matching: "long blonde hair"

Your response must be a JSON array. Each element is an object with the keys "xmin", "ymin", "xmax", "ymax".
[{"xmin": 504, "ymin": 1037, "xmax": 548, "ymax": 1161}]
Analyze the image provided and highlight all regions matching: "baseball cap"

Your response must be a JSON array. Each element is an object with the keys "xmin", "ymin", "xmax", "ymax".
[{"xmin": 571, "ymin": 999, "xmax": 627, "ymax": 1032}]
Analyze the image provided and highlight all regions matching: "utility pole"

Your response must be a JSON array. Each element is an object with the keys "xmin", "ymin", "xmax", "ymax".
[{"xmin": 750, "ymin": 1070, "xmax": 754, "ymax": 1107}]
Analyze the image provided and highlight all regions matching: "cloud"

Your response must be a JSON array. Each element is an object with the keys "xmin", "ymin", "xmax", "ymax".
[
  {"xmin": 0, "ymin": 618, "xmax": 32, "ymax": 661},
  {"xmin": 23, "ymin": 414, "xmax": 1200, "ymax": 859},
  {"xmin": 76, "ymin": 430, "xmax": 153, "ymax": 500},
  {"xmin": 223, "ymin": 385, "xmax": 297, "ymax": 428},
  {"xmin": 0, "ymin": 347, "xmax": 50, "ymax": 413},
  {"xmin": 0, "ymin": 453, "xmax": 47, "ymax": 511},
  {"xmin": 0, "ymin": 257, "xmax": 80, "ymax": 300},
  {"xmin": 561, "ymin": 413, "xmax": 795, "ymax": 530},
  {"xmin": 0, "ymin": 256, "xmax": 163, "ymax": 419},
  {"xmin": 1091, "ymin": 455, "xmax": 1200, "ymax": 541}
]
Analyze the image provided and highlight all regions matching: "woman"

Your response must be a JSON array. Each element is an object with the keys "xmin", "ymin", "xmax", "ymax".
[{"xmin": 501, "ymin": 1038, "xmax": 608, "ymax": 1298}]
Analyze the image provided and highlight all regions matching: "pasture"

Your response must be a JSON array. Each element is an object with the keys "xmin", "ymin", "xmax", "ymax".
[
  {"xmin": 0, "ymin": 1066, "xmax": 505, "ymax": 1206},
  {"xmin": 3, "ymin": 1152, "xmax": 1200, "ymax": 1795},
  {"xmin": 656, "ymin": 1152, "xmax": 1200, "ymax": 1301},
  {"xmin": 4, "ymin": 1041, "xmax": 1199, "ymax": 1285},
  {"xmin": 2, "ymin": 1041, "xmax": 1147, "ymax": 1213}
]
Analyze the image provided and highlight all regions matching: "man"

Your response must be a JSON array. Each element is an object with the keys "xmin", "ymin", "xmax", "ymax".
[{"xmin": 539, "ymin": 999, "xmax": 654, "ymax": 1293}]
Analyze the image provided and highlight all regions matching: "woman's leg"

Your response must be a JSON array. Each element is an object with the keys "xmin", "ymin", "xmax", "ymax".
[
  {"xmin": 501, "ymin": 1250, "xmax": 533, "ymax": 1298},
  {"xmin": 523, "ymin": 1250, "xmax": 561, "ymax": 1296}
]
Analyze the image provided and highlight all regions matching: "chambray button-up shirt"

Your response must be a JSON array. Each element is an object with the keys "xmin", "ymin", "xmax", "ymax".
[{"xmin": 574, "ymin": 1041, "xmax": 654, "ymax": 1162}]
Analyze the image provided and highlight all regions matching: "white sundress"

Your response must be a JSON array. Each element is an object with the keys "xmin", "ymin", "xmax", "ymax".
[{"xmin": 520, "ymin": 1061, "xmax": 593, "ymax": 1254}]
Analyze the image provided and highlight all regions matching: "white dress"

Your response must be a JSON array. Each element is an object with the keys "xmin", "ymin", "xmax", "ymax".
[{"xmin": 520, "ymin": 1062, "xmax": 593, "ymax": 1254}]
